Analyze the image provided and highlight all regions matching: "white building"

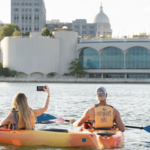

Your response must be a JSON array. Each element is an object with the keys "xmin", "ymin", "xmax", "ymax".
[
  {"xmin": 11, "ymin": 0, "xmax": 46, "ymax": 34},
  {"xmin": 1, "ymin": 29, "xmax": 150, "ymax": 79},
  {"xmin": 0, "ymin": 30, "xmax": 77, "ymax": 78}
]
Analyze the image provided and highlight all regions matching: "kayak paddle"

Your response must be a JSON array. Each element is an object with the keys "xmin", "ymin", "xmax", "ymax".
[
  {"xmin": 124, "ymin": 125, "xmax": 150, "ymax": 133},
  {"xmin": 36, "ymin": 113, "xmax": 57, "ymax": 124},
  {"xmin": 37, "ymin": 113, "xmax": 150, "ymax": 133},
  {"xmin": 0, "ymin": 118, "xmax": 67, "ymax": 128},
  {"xmin": 36, "ymin": 118, "xmax": 66, "ymax": 124},
  {"xmin": 36, "ymin": 113, "xmax": 70, "ymax": 124}
]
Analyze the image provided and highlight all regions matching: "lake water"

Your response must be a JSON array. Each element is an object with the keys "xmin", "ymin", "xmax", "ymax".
[{"xmin": 0, "ymin": 82, "xmax": 150, "ymax": 150}]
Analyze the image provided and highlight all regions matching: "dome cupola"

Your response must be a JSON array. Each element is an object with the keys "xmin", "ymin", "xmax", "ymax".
[
  {"xmin": 93, "ymin": 3, "xmax": 110, "ymax": 24},
  {"xmin": 93, "ymin": 3, "xmax": 112, "ymax": 37}
]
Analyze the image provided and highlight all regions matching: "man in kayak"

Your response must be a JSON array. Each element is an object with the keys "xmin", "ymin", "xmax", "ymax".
[
  {"xmin": 0, "ymin": 85, "xmax": 50, "ymax": 130},
  {"xmin": 70, "ymin": 86, "xmax": 125, "ymax": 132}
]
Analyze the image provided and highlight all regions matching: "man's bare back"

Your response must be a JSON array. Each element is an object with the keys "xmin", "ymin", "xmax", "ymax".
[{"xmin": 70, "ymin": 86, "xmax": 125, "ymax": 132}]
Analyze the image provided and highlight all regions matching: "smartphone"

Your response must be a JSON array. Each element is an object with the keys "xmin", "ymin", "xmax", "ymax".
[{"xmin": 37, "ymin": 86, "xmax": 45, "ymax": 91}]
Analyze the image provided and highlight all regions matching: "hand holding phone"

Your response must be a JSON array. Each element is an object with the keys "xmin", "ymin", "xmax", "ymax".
[
  {"xmin": 37, "ymin": 86, "xmax": 50, "ymax": 96},
  {"xmin": 37, "ymin": 86, "xmax": 45, "ymax": 91}
]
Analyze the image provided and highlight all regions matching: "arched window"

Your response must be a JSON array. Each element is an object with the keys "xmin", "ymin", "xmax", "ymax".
[
  {"xmin": 79, "ymin": 47, "xmax": 99, "ymax": 69},
  {"xmin": 30, "ymin": 72, "xmax": 44, "ymax": 78},
  {"xmin": 101, "ymin": 47, "xmax": 124, "ymax": 69},
  {"xmin": 126, "ymin": 47, "xmax": 150, "ymax": 69}
]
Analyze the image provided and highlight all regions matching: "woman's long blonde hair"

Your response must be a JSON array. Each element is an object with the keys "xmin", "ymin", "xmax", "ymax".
[{"xmin": 12, "ymin": 92, "xmax": 33, "ymax": 130}]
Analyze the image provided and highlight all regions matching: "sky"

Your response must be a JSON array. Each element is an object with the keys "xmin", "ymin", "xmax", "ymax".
[{"xmin": 0, "ymin": 0, "xmax": 150, "ymax": 37}]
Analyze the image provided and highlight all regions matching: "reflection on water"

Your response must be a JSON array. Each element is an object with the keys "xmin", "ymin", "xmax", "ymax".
[{"xmin": 0, "ymin": 82, "xmax": 150, "ymax": 150}]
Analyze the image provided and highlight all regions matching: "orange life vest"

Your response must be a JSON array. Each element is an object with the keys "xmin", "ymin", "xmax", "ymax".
[
  {"xmin": 9, "ymin": 108, "xmax": 36, "ymax": 130},
  {"xmin": 94, "ymin": 104, "xmax": 114, "ymax": 128}
]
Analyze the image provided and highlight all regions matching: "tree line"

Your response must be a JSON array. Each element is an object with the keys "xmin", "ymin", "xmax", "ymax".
[
  {"xmin": 0, "ymin": 59, "xmax": 86, "ymax": 78},
  {"xmin": 0, "ymin": 24, "xmax": 54, "ymax": 39},
  {"xmin": 42, "ymin": 59, "xmax": 87, "ymax": 78},
  {"xmin": 0, "ymin": 62, "xmax": 17, "ymax": 77}
]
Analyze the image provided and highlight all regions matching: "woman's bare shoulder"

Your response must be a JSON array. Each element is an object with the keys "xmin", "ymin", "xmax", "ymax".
[{"xmin": 8, "ymin": 113, "xmax": 14, "ymax": 117}]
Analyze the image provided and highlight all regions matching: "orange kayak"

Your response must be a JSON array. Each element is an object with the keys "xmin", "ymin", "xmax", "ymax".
[{"xmin": 0, "ymin": 128, "xmax": 124, "ymax": 149}]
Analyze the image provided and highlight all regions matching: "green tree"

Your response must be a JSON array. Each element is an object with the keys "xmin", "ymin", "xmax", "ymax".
[
  {"xmin": 10, "ymin": 70, "xmax": 17, "ymax": 77},
  {"xmin": 68, "ymin": 58, "xmax": 87, "ymax": 77},
  {"xmin": 0, "ymin": 62, "xmax": 17, "ymax": 77},
  {"xmin": 47, "ymin": 72, "xmax": 57, "ymax": 77},
  {"xmin": 50, "ymin": 29, "xmax": 54, "ymax": 37},
  {"xmin": 63, "ymin": 73, "xmax": 69, "ymax": 76},
  {"xmin": 3, "ymin": 67, "xmax": 10, "ymax": 77},
  {"xmin": 0, "ymin": 24, "xmax": 20, "ymax": 39},
  {"xmin": 41, "ymin": 28, "xmax": 50, "ymax": 36},
  {"xmin": 12, "ymin": 30, "xmax": 21, "ymax": 36},
  {"xmin": 0, "ymin": 62, "xmax": 3, "ymax": 76},
  {"xmin": 23, "ymin": 32, "xmax": 30, "ymax": 36}
]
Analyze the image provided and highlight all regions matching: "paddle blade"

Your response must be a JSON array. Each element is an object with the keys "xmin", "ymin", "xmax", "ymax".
[
  {"xmin": 49, "ymin": 118, "xmax": 65, "ymax": 123},
  {"xmin": 143, "ymin": 126, "xmax": 150, "ymax": 133},
  {"xmin": 37, "ymin": 113, "xmax": 57, "ymax": 124}
]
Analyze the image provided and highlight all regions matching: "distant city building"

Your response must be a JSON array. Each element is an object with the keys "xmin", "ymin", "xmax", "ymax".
[
  {"xmin": 68, "ymin": 19, "xmax": 97, "ymax": 38},
  {"xmin": 68, "ymin": 4, "xmax": 112, "ymax": 38},
  {"xmin": 0, "ymin": 21, "xmax": 7, "ymax": 33},
  {"xmin": 93, "ymin": 4, "xmax": 112, "ymax": 37},
  {"xmin": 46, "ymin": 20, "xmax": 61, "ymax": 23},
  {"xmin": 46, "ymin": 20, "xmax": 70, "ymax": 31},
  {"xmin": 11, "ymin": 0, "xmax": 46, "ymax": 34},
  {"xmin": 45, "ymin": 4, "xmax": 112, "ymax": 38},
  {"xmin": 10, "ymin": 1, "xmax": 111, "ymax": 37}
]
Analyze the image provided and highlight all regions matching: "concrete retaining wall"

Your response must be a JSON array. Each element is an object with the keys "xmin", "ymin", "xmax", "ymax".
[{"xmin": 0, "ymin": 77, "xmax": 150, "ymax": 83}]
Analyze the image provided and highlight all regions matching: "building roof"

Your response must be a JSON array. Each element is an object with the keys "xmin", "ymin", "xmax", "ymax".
[{"xmin": 93, "ymin": 4, "xmax": 110, "ymax": 24}]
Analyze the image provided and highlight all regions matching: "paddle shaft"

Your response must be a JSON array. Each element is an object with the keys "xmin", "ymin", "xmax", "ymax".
[
  {"xmin": 125, "ymin": 125, "xmax": 143, "ymax": 129},
  {"xmin": 65, "ymin": 120, "xmax": 70, "ymax": 122},
  {"xmin": 0, "ymin": 121, "xmax": 145, "ymax": 131},
  {"xmin": 37, "ymin": 113, "xmax": 149, "ymax": 132},
  {"xmin": 64, "ymin": 120, "xmax": 145, "ymax": 130},
  {"xmin": 1, "ymin": 112, "xmax": 145, "ymax": 130},
  {"xmin": 0, "ymin": 120, "xmax": 46, "ymax": 128},
  {"xmin": 64, "ymin": 120, "xmax": 144, "ymax": 130},
  {"xmin": 0, "ymin": 119, "xmax": 67, "ymax": 128}
]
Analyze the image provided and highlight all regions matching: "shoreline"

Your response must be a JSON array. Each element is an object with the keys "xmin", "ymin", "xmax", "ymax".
[{"xmin": 0, "ymin": 78, "xmax": 150, "ymax": 83}]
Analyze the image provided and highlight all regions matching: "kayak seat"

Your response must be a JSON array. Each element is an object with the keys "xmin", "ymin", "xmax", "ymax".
[
  {"xmin": 94, "ymin": 131, "xmax": 115, "ymax": 136},
  {"xmin": 39, "ymin": 128, "xmax": 68, "ymax": 133}
]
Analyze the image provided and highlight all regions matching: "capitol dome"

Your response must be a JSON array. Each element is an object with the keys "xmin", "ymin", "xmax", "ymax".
[
  {"xmin": 93, "ymin": 4, "xmax": 112, "ymax": 37},
  {"xmin": 93, "ymin": 4, "xmax": 110, "ymax": 24}
]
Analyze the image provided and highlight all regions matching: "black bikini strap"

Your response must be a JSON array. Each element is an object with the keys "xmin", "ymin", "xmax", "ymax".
[
  {"xmin": 13, "ymin": 110, "xmax": 18, "ymax": 129},
  {"xmin": 94, "ymin": 104, "xmax": 98, "ymax": 107}
]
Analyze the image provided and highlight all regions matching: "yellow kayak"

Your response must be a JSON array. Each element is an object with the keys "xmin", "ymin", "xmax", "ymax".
[{"xmin": 0, "ymin": 128, "xmax": 124, "ymax": 149}]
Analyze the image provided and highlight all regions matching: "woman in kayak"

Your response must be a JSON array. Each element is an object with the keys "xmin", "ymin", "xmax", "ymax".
[
  {"xmin": 0, "ymin": 85, "xmax": 50, "ymax": 130},
  {"xmin": 70, "ymin": 86, "xmax": 125, "ymax": 132}
]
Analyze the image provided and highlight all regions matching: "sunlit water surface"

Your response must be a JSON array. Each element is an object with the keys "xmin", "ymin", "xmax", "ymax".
[{"xmin": 0, "ymin": 82, "xmax": 150, "ymax": 150}]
